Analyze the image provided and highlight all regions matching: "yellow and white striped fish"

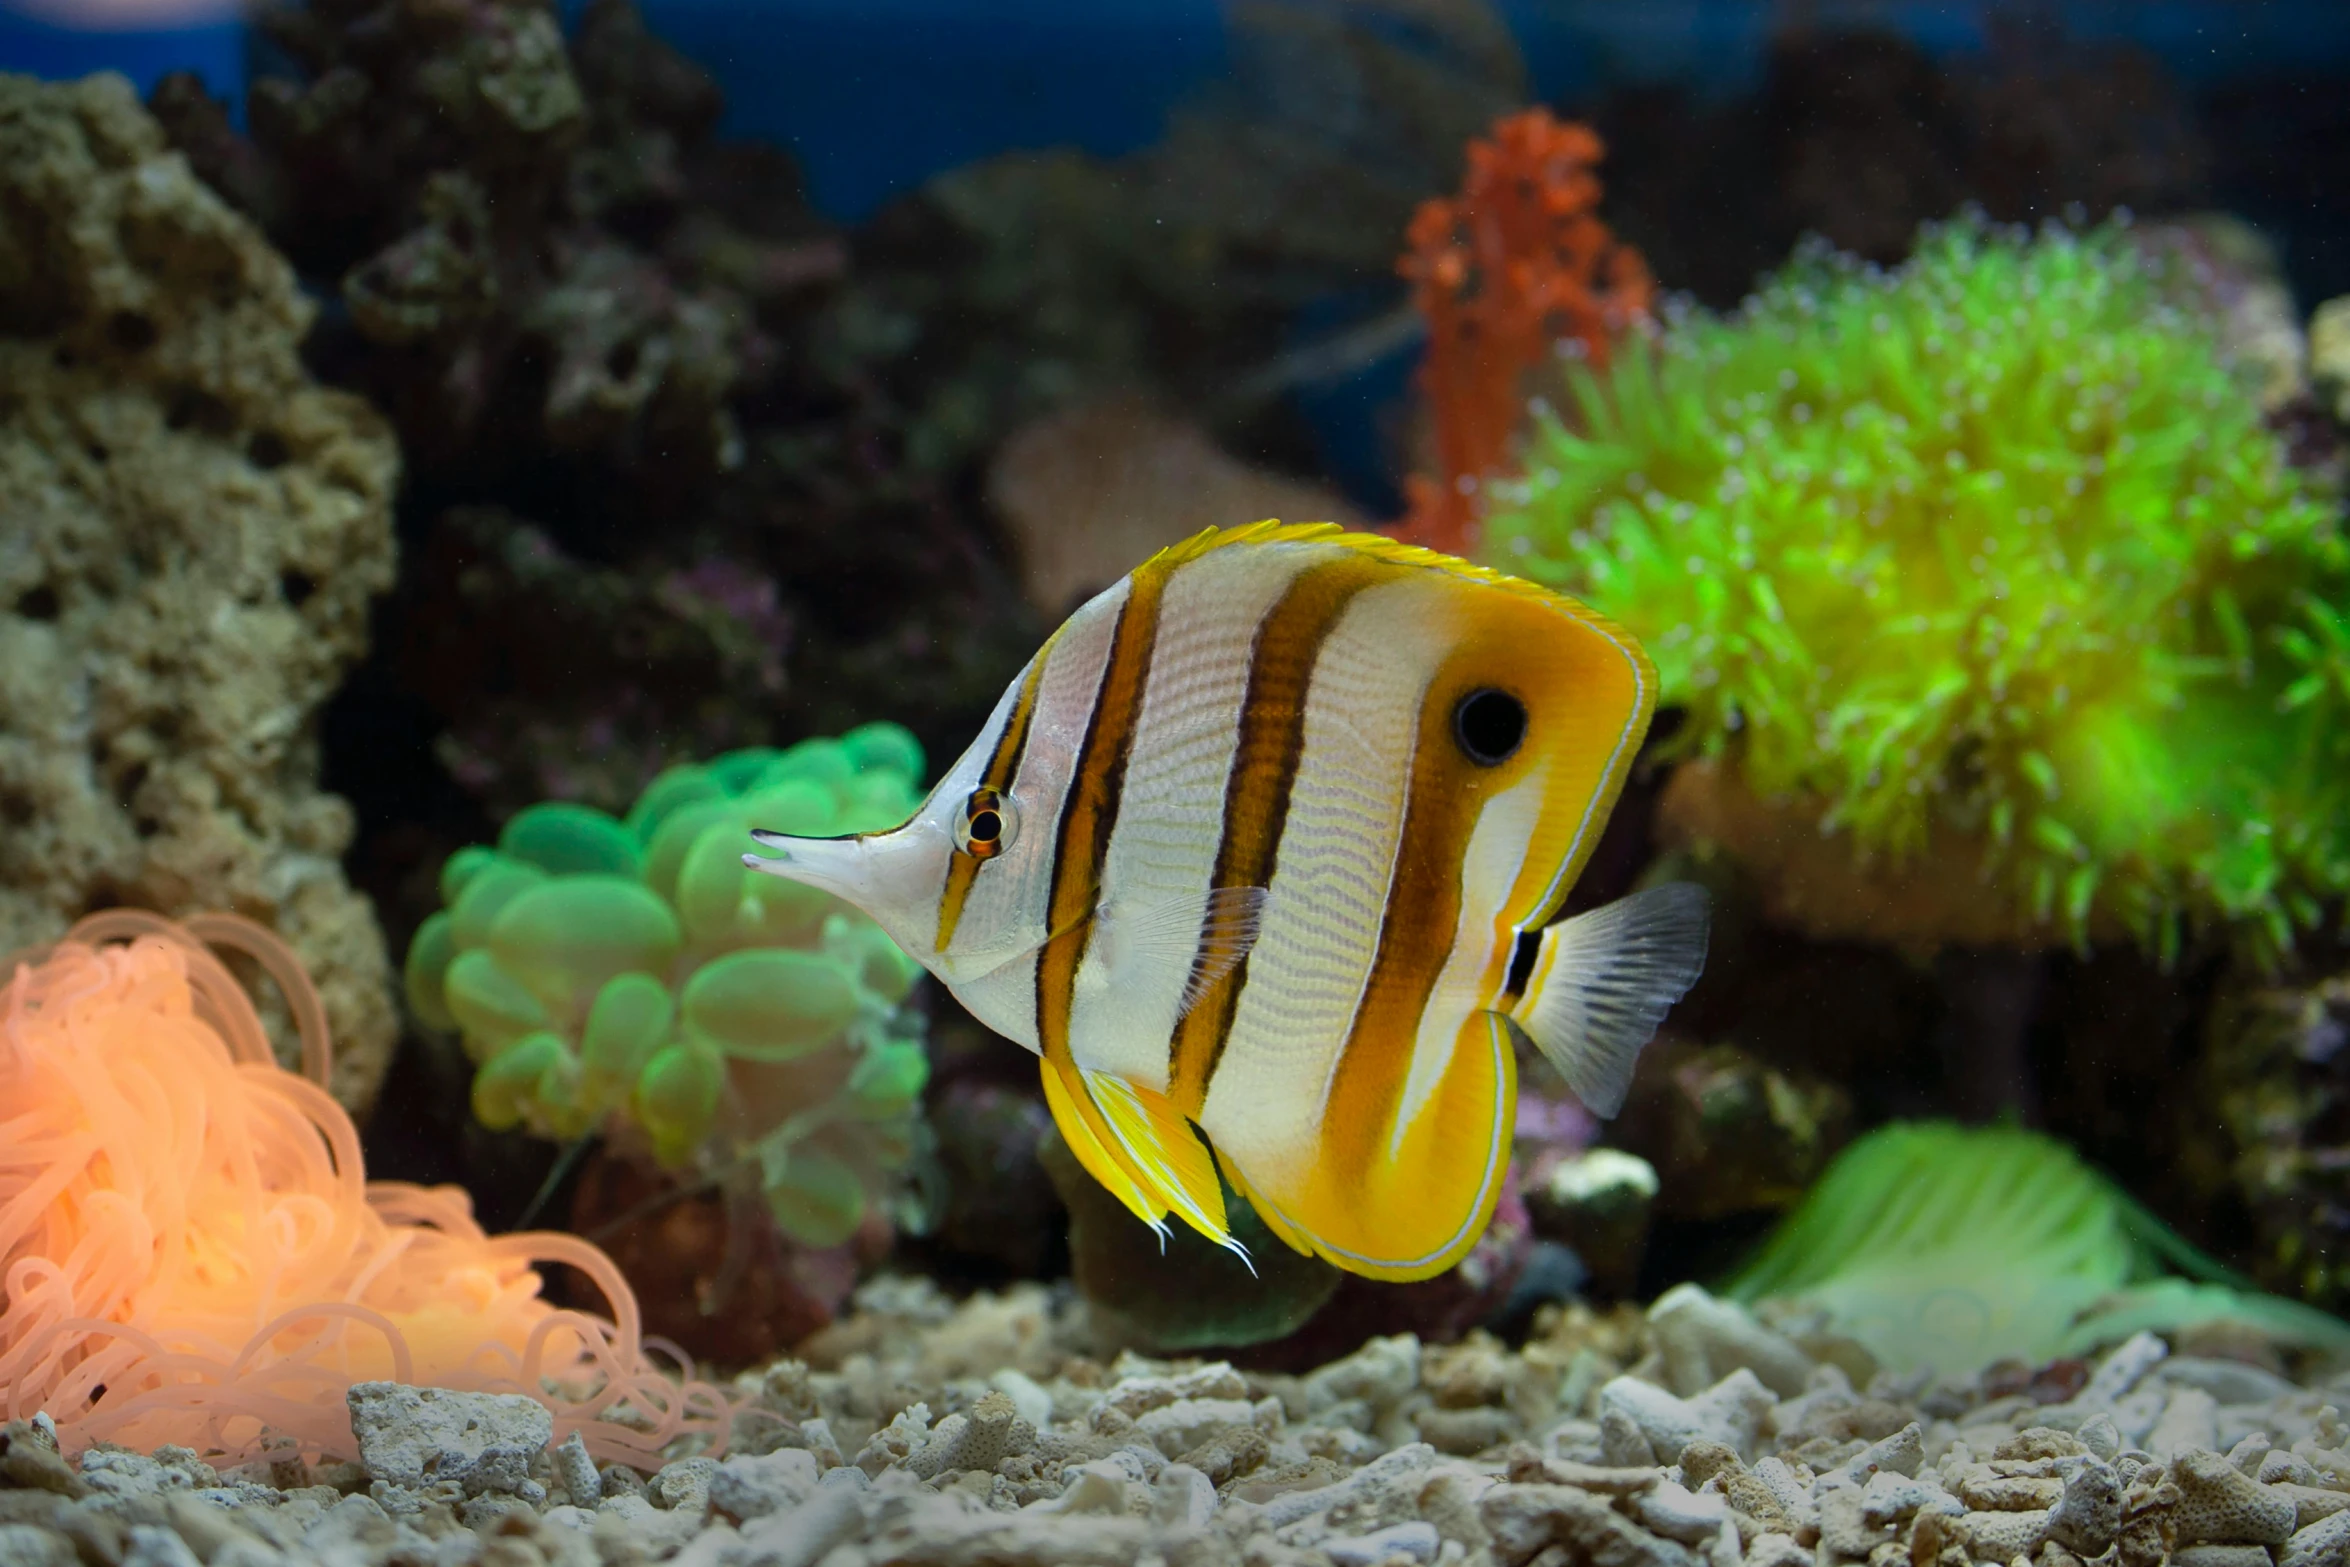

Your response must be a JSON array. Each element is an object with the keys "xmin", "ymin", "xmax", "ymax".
[{"xmin": 744, "ymin": 522, "xmax": 1707, "ymax": 1281}]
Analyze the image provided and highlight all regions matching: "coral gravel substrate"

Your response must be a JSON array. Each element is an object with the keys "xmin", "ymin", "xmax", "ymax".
[{"xmin": 8, "ymin": 1280, "xmax": 2350, "ymax": 1567}]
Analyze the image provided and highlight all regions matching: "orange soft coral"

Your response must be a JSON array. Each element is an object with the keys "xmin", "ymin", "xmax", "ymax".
[
  {"xmin": 1396, "ymin": 109, "xmax": 1653, "ymax": 555},
  {"xmin": 0, "ymin": 910, "xmax": 732, "ymax": 1465}
]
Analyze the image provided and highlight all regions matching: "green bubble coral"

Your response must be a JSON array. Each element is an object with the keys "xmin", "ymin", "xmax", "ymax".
[
  {"xmin": 404, "ymin": 724, "xmax": 932, "ymax": 1249},
  {"xmin": 1483, "ymin": 215, "xmax": 2348, "ymax": 962}
]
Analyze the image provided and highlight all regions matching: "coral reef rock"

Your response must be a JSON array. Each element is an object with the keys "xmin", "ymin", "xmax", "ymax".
[
  {"xmin": 1525, "ymin": 1148, "xmax": 1658, "ymax": 1298},
  {"xmin": 0, "ymin": 72, "xmax": 399, "ymax": 1113},
  {"xmin": 2312, "ymin": 295, "xmax": 2350, "ymax": 425},
  {"xmin": 395, "ymin": 507, "xmax": 796, "ymax": 821},
  {"xmin": 2189, "ymin": 956, "xmax": 2350, "ymax": 1313},
  {"xmin": 1615, "ymin": 1036, "xmax": 1853, "ymax": 1224},
  {"xmin": 19, "ymin": 1282, "xmax": 2350, "ymax": 1567},
  {"xmin": 987, "ymin": 395, "xmax": 1362, "ymax": 618}
]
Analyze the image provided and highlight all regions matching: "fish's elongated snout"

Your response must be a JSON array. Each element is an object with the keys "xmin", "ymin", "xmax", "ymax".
[
  {"xmin": 743, "ymin": 820, "xmax": 950, "ymax": 962},
  {"xmin": 741, "ymin": 831, "xmax": 869, "ymax": 900}
]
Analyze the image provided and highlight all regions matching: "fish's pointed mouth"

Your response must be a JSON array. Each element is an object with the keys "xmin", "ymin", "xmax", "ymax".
[
  {"xmin": 740, "ymin": 828, "xmax": 875, "ymax": 901},
  {"xmin": 741, "ymin": 827, "xmax": 793, "ymax": 872}
]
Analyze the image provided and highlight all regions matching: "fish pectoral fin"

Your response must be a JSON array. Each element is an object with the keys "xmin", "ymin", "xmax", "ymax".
[
  {"xmin": 1040, "ymin": 1051, "xmax": 1170, "ymax": 1239},
  {"xmin": 1507, "ymin": 882, "xmax": 1711, "ymax": 1116},
  {"xmin": 1085, "ymin": 887, "xmax": 1271, "ymax": 1020},
  {"xmin": 1079, "ymin": 1068, "xmax": 1246, "ymax": 1264}
]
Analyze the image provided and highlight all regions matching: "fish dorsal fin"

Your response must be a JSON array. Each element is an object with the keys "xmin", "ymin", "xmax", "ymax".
[
  {"xmin": 1082, "ymin": 1069, "xmax": 1248, "ymax": 1267},
  {"xmin": 1506, "ymin": 882, "xmax": 1711, "ymax": 1116},
  {"xmin": 1040, "ymin": 1049, "xmax": 1170, "ymax": 1240},
  {"xmin": 1086, "ymin": 887, "xmax": 1270, "ymax": 1020},
  {"xmin": 1143, "ymin": 519, "xmax": 1645, "ymax": 630}
]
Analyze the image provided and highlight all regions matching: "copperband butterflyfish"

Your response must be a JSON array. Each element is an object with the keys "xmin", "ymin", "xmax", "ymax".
[{"xmin": 744, "ymin": 521, "xmax": 1708, "ymax": 1281}]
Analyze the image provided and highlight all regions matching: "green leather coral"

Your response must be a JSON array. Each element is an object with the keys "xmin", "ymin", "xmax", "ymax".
[
  {"xmin": 403, "ymin": 725, "xmax": 931, "ymax": 1247},
  {"xmin": 1483, "ymin": 215, "xmax": 2348, "ymax": 961},
  {"xmin": 1724, "ymin": 1121, "xmax": 2350, "ymax": 1375}
]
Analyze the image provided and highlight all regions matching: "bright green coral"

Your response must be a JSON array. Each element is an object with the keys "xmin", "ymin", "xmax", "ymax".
[
  {"xmin": 1483, "ymin": 215, "xmax": 2348, "ymax": 960},
  {"xmin": 1724, "ymin": 1121, "xmax": 2350, "ymax": 1375},
  {"xmin": 404, "ymin": 724, "xmax": 931, "ymax": 1248}
]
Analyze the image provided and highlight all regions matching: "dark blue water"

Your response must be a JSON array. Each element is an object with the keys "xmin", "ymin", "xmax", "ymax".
[{"xmin": 7, "ymin": 0, "xmax": 2346, "ymax": 223}]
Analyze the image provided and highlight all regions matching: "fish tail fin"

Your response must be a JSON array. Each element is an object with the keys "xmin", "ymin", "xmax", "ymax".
[
  {"xmin": 1040, "ymin": 1050, "xmax": 1170, "ymax": 1241},
  {"xmin": 1080, "ymin": 1068, "xmax": 1248, "ymax": 1266},
  {"xmin": 1507, "ymin": 882, "xmax": 1711, "ymax": 1116}
]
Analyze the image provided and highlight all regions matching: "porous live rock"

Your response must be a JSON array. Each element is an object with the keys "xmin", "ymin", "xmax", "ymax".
[
  {"xmin": 1599, "ymin": 1367, "xmax": 1775, "ymax": 1461},
  {"xmin": 2285, "ymin": 1507, "xmax": 2350, "ymax": 1567},
  {"xmin": 2154, "ymin": 1386, "xmax": 2226, "ymax": 1457},
  {"xmin": 551, "ymin": 1430, "xmax": 600, "ymax": 1506},
  {"xmin": 0, "ymin": 1424, "xmax": 82, "ymax": 1501},
  {"xmin": 706, "ymin": 1447, "xmax": 820, "ymax": 1521},
  {"xmin": 2174, "ymin": 1448, "xmax": 2302, "ymax": 1544},
  {"xmin": 0, "ymin": 72, "xmax": 400, "ymax": 1114},
  {"xmin": 2047, "ymin": 1453, "xmax": 2122, "ymax": 1551},
  {"xmin": 1649, "ymin": 1283, "xmax": 1814, "ymax": 1398},
  {"xmin": 344, "ymin": 1382, "xmax": 552, "ymax": 1497}
]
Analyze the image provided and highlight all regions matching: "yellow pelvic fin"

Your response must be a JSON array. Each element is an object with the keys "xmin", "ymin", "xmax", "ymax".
[
  {"xmin": 1081, "ymin": 1068, "xmax": 1246, "ymax": 1265},
  {"xmin": 1039, "ymin": 1049, "xmax": 1168, "ymax": 1238}
]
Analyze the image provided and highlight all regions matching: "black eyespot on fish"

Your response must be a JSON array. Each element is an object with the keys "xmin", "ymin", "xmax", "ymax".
[
  {"xmin": 955, "ymin": 786, "xmax": 1016, "ymax": 859},
  {"xmin": 1505, "ymin": 927, "xmax": 1541, "ymax": 998},
  {"xmin": 1454, "ymin": 688, "xmax": 1527, "ymax": 766}
]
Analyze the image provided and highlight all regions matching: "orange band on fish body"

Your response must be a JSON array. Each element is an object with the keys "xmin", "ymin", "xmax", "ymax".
[{"xmin": 1240, "ymin": 1012, "xmax": 1518, "ymax": 1281}]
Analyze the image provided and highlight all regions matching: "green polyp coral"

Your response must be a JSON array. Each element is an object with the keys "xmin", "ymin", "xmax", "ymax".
[
  {"xmin": 404, "ymin": 724, "xmax": 933, "ymax": 1248},
  {"xmin": 1482, "ymin": 214, "xmax": 2348, "ymax": 961},
  {"xmin": 1724, "ymin": 1122, "xmax": 2350, "ymax": 1376}
]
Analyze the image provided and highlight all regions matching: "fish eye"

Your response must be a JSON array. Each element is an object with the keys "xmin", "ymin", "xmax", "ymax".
[
  {"xmin": 1453, "ymin": 688, "xmax": 1527, "ymax": 766},
  {"xmin": 955, "ymin": 787, "xmax": 1016, "ymax": 859}
]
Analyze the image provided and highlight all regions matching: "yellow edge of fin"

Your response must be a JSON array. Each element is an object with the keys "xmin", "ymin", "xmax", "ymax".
[
  {"xmin": 1223, "ymin": 1152, "xmax": 1504, "ymax": 1283},
  {"xmin": 1040, "ymin": 1052, "xmax": 1168, "ymax": 1234},
  {"xmin": 1217, "ymin": 1016, "xmax": 1516, "ymax": 1283},
  {"xmin": 1083, "ymin": 1068, "xmax": 1235, "ymax": 1248}
]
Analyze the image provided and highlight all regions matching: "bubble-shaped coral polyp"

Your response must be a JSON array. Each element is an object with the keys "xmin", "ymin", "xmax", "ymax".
[
  {"xmin": 406, "ymin": 724, "xmax": 932, "ymax": 1248},
  {"xmin": 1483, "ymin": 215, "xmax": 2349, "ymax": 961}
]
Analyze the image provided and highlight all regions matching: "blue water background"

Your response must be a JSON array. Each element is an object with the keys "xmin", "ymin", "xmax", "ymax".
[
  {"xmin": 6, "ymin": 0, "xmax": 2346, "ymax": 222},
  {"xmin": 5, "ymin": 0, "xmax": 2345, "ymax": 510}
]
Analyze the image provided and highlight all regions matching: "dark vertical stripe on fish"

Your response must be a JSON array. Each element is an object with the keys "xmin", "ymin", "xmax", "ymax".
[
  {"xmin": 1033, "ymin": 563, "xmax": 1169, "ymax": 1059},
  {"xmin": 935, "ymin": 642, "xmax": 1052, "ymax": 952},
  {"xmin": 1318, "ymin": 665, "xmax": 1484, "ymax": 1184},
  {"xmin": 1173, "ymin": 555, "xmax": 1385, "ymax": 1108}
]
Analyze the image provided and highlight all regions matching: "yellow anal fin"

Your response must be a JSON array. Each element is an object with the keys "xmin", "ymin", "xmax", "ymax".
[
  {"xmin": 1212, "ymin": 1012, "xmax": 1516, "ymax": 1282},
  {"xmin": 1040, "ymin": 1049, "xmax": 1168, "ymax": 1240},
  {"xmin": 1081, "ymin": 1068, "xmax": 1248, "ymax": 1268}
]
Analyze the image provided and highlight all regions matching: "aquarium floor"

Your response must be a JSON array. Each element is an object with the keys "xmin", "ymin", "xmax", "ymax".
[{"xmin": 7, "ymin": 1279, "xmax": 2344, "ymax": 1567}]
